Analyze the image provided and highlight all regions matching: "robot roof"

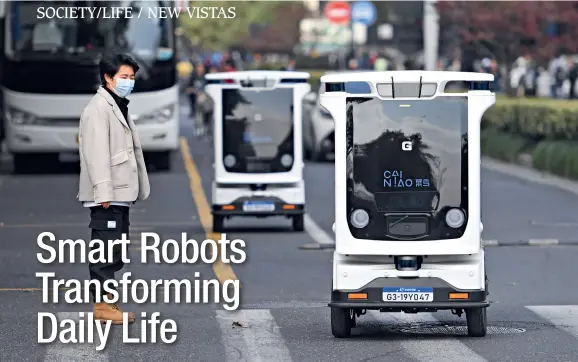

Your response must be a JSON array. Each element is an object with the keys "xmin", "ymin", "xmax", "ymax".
[
  {"xmin": 321, "ymin": 70, "xmax": 494, "ymax": 84},
  {"xmin": 206, "ymin": 70, "xmax": 311, "ymax": 81}
]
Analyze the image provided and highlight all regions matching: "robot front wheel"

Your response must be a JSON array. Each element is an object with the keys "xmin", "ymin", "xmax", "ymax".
[
  {"xmin": 292, "ymin": 214, "xmax": 304, "ymax": 232},
  {"xmin": 331, "ymin": 307, "xmax": 356, "ymax": 338},
  {"xmin": 213, "ymin": 215, "xmax": 224, "ymax": 232},
  {"xmin": 466, "ymin": 275, "xmax": 489, "ymax": 337},
  {"xmin": 465, "ymin": 307, "xmax": 487, "ymax": 337}
]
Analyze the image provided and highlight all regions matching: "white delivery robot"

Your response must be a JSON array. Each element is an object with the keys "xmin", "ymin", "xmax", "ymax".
[
  {"xmin": 205, "ymin": 71, "xmax": 311, "ymax": 232},
  {"xmin": 322, "ymin": 71, "xmax": 495, "ymax": 338}
]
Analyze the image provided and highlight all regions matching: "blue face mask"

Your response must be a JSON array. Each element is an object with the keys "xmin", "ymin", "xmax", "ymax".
[{"xmin": 114, "ymin": 78, "xmax": 135, "ymax": 98}]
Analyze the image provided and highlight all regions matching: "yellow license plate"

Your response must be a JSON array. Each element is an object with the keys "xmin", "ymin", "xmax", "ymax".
[{"xmin": 75, "ymin": 134, "xmax": 79, "ymax": 144}]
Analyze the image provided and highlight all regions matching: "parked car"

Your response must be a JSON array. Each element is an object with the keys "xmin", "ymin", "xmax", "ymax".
[
  {"xmin": 302, "ymin": 70, "xmax": 371, "ymax": 162},
  {"xmin": 302, "ymin": 80, "xmax": 334, "ymax": 162}
]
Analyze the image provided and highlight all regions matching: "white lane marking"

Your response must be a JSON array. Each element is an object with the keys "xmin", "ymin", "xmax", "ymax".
[
  {"xmin": 482, "ymin": 239, "xmax": 499, "ymax": 246},
  {"xmin": 530, "ymin": 221, "xmax": 578, "ymax": 227},
  {"xmin": 482, "ymin": 157, "xmax": 578, "ymax": 197},
  {"xmin": 216, "ymin": 309, "xmax": 292, "ymax": 362},
  {"xmin": 528, "ymin": 239, "xmax": 559, "ymax": 246},
  {"xmin": 129, "ymin": 226, "xmax": 155, "ymax": 232},
  {"xmin": 527, "ymin": 305, "xmax": 578, "ymax": 339},
  {"xmin": 43, "ymin": 312, "xmax": 108, "ymax": 362},
  {"xmin": 304, "ymin": 214, "xmax": 334, "ymax": 246},
  {"xmin": 367, "ymin": 311, "xmax": 487, "ymax": 362}
]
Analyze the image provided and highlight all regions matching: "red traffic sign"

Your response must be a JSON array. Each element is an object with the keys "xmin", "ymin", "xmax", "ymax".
[{"xmin": 324, "ymin": 1, "xmax": 351, "ymax": 24}]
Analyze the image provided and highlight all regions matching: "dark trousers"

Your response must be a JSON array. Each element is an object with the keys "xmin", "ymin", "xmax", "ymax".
[
  {"xmin": 202, "ymin": 111, "xmax": 212, "ymax": 128},
  {"xmin": 189, "ymin": 94, "xmax": 197, "ymax": 116},
  {"xmin": 570, "ymin": 78, "xmax": 577, "ymax": 99},
  {"xmin": 88, "ymin": 205, "xmax": 130, "ymax": 302}
]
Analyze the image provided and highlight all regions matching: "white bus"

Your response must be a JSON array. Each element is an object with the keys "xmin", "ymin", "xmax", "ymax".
[{"xmin": 1, "ymin": 1, "xmax": 179, "ymax": 173}]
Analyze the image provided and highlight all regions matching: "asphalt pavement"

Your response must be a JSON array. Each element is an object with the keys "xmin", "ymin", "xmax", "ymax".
[{"xmin": 1, "ymin": 106, "xmax": 578, "ymax": 362}]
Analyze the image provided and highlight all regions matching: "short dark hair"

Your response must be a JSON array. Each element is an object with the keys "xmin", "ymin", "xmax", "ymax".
[{"xmin": 99, "ymin": 53, "xmax": 140, "ymax": 85}]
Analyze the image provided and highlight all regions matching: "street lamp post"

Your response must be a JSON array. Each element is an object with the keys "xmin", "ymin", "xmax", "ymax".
[{"xmin": 423, "ymin": 0, "xmax": 439, "ymax": 71}]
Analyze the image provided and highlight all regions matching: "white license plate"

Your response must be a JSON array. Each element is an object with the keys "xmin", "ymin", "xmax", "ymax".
[
  {"xmin": 242, "ymin": 201, "xmax": 275, "ymax": 212},
  {"xmin": 382, "ymin": 287, "xmax": 433, "ymax": 302}
]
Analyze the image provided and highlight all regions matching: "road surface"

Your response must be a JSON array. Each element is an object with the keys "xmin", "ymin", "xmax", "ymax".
[{"xmin": 1, "ymin": 106, "xmax": 578, "ymax": 362}]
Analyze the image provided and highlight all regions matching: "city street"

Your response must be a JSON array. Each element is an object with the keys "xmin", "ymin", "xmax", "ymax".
[{"xmin": 1, "ymin": 108, "xmax": 578, "ymax": 362}]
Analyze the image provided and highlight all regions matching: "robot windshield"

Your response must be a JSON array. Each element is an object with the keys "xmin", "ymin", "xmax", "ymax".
[
  {"xmin": 221, "ymin": 87, "xmax": 294, "ymax": 174},
  {"xmin": 346, "ymin": 95, "xmax": 468, "ymax": 241}
]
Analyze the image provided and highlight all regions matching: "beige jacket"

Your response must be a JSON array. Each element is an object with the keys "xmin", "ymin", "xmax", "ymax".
[{"xmin": 77, "ymin": 86, "xmax": 150, "ymax": 204}]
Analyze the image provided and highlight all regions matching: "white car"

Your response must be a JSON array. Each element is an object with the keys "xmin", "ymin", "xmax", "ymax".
[
  {"xmin": 302, "ymin": 81, "xmax": 334, "ymax": 162},
  {"xmin": 303, "ymin": 70, "xmax": 371, "ymax": 162}
]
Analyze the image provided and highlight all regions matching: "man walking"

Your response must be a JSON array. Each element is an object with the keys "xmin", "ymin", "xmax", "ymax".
[
  {"xmin": 77, "ymin": 53, "xmax": 150, "ymax": 324},
  {"xmin": 186, "ymin": 62, "xmax": 206, "ymax": 118}
]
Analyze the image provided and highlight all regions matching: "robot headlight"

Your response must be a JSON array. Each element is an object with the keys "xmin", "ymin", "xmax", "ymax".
[
  {"xmin": 350, "ymin": 209, "xmax": 370, "ymax": 229},
  {"xmin": 445, "ymin": 208, "xmax": 465, "ymax": 228},
  {"xmin": 224, "ymin": 154, "xmax": 236, "ymax": 168},
  {"xmin": 280, "ymin": 154, "xmax": 293, "ymax": 168}
]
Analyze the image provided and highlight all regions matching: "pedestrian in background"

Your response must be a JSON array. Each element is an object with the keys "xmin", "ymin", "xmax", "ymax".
[
  {"xmin": 187, "ymin": 63, "xmax": 214, "ymax": 136},
  {"xmin": 373, "ymin": 54, "xmax": 388, "ymax": 71},
  {"xmin": 549, "ymin": 51, "xmax": 568, "ymax": 98},
  {"xmin": 285, "ymin": 59, "xmax": 296, "ymax": 71},
  {"xmin": 186, "ymin": 62, "xmax": 206, "ymax": 119},
  {"xmin": 568, "ymin": 58, "xmax": 577, "ymax": 99},
  {"xmin": 77, "ymin": 53, "xmax": 150, "ymax": 325},
  {"xmin": 490, "ymin": 59, "xmax": 502, "ymax": 92}
]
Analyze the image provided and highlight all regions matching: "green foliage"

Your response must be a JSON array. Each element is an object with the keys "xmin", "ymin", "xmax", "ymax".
[
  {"xmin": 481, "ymin": 97, "xmax": 578, "ymax": 179},
  {"xmin": 306, "ymin": 70, "xmax": 322, "ymax": 89},
  {"xmin": 178, "ymin": 1, "xmax": 278, "ymax": 51},
  {"xmin": 248, "ymin": 63, "xmax": 284, "ymax": 71},
  {"xmin": 532, "ymin": 141, "xmax": 578, "ymax": 180},
  {"xmin": 482, "ymin": 98, "xmax": 578, "ymax": 141},
  {"xmin": 481, "ymin": 128, "xmax": 529, "ymax": 162}
]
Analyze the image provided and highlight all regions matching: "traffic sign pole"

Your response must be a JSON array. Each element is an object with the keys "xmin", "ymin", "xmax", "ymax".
[
  {"xmin": 350, "ymin": 1, "xmax": 376, "ymax": 62},
  {"xmin": 349, "ymin": 1, "xmax": 355, "ymax": 62}
]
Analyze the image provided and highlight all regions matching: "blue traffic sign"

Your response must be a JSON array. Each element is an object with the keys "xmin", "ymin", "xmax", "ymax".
[{"xmin": 351, "ymin": 1, "xmax": 376, "ymax": 26}]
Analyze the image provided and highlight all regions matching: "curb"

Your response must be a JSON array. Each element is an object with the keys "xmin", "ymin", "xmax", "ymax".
[
  {"xmin": 483, "ymin": 239, "xmax": 578, "ymax": 247},
  {"xmin": 298, "ymin": 242, "xmax": 335, "ymax": 250},
  {"xmin": 299, "ymin": 240, "xmax": 575, "ymax": 249}
]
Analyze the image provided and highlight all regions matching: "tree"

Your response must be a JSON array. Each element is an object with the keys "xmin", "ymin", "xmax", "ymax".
[
  {"xmin": 178, "ymin": 1, "xmax": 279, "ymax": 51},
  {"xmin": 437, "ymin": 1, "xmax": 578, "ymax": 63},
  {"xmin": 240, "ymin": 2, "xmax": 308, "ymax": 53}
]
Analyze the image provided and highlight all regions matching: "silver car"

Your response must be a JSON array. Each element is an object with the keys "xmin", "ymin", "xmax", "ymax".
[
  {"xmin": 303, "ymin": 70, "xmax": 370, "ymax": 161},
  {"xmin": 303, "ymin": 81, "xmax": 335, "ymax": 161}
]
